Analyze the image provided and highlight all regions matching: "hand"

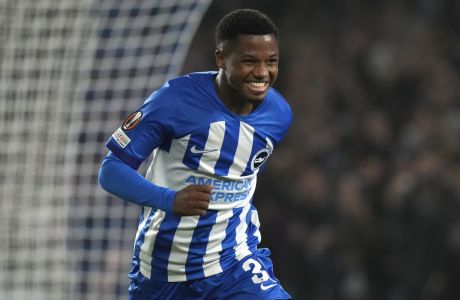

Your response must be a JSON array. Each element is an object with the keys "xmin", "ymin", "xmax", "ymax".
[{"xmin": 173, "ymin": 184, "xmax": 212, "ymax": 216}]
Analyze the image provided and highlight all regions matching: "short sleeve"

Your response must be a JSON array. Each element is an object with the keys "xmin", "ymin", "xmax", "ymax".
[{"xmin": 105, "ymin": 83, "xmax": 176, "ymax": 169}]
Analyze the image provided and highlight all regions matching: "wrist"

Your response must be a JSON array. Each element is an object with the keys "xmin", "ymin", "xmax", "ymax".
[{"xmin": 160, "ymin": 188, "xmax": 176, "ymax": 214}]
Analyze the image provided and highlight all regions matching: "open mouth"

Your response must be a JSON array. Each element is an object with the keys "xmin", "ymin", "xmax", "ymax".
[{"xmin": 246, "ymin": 81, "xmax": 268, "ymax": 93}]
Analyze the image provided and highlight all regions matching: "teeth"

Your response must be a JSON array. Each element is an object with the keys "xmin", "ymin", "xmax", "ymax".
[{"xmin": 249, "ymin": 82, "xmax": 266, "ymax": 87}]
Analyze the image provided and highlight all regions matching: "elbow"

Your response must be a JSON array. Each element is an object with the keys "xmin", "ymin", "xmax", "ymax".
[{"xmin": 98, "ymin": 159, "xmax": 112, "ymax": 193}]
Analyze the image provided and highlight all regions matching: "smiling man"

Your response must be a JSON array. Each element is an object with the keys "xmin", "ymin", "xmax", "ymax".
[
  {"xmin": 99, "ymin": 8, "xmax": 292, "ymax": 299},
  {"xmin": 214, "ymin": 29, "xmax": 280, "ymax": 114}
]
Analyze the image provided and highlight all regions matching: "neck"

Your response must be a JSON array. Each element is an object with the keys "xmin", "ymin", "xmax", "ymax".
[{"xmin": 214, "ymin": 72, "xmax": 257, "ymax": 115}]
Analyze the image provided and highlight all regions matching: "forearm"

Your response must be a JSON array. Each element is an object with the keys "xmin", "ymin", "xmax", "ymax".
[{"xmin": 98, "ymin": 152, "xmax": 175, "ymax": 213}]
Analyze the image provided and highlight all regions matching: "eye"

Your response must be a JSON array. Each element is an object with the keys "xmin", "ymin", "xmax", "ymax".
[
  {"xmin": 241, "ymin": 59, "xmax": 256, "ymax": 65},
  {"xmin": 267, "ymin": 58, "xmax": 278, "ymax": 66}
]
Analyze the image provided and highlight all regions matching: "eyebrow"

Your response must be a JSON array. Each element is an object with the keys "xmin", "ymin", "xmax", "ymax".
[{"xmin": 239, "ymin": 53, "xmax": 279, "ymax": 59}]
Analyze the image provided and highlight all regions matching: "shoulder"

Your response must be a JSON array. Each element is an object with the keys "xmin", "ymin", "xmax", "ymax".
[
  {"xmin": 249, "ymin": 88, "xmax": 293, "ymax": 145},
  {"xmin": 267, "ymin": 88, "xmax": 293, "ymax": 124},
  {"xmin": 141, "ymin": 72, "xmax": 218, "ymax": 136},
  {"xmin": 145, "ymin": 71, "xmax": 216, "ymax": 107},
  {"xmin": 167, "ymin": 71, "xmax": 217, "ymax": 93}
]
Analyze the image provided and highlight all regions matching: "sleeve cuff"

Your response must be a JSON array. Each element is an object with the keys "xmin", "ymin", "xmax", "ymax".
[
  {"xmin": 106, "ymin": 139, "xmax": 143, "ymax": 169},
  {"xmin": 160, "ymin": 188, "xmax": 176, "ymax": 214}
]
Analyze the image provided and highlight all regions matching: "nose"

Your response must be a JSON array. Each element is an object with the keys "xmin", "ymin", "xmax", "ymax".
[{"xmin": 253, "ymin": 63, "xmax": 269, "ymax": 79}]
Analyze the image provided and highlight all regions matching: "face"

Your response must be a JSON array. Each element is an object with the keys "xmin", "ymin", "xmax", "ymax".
[{"xmin": 216, "ymin": 34, "xmax": 279, "ymax": 103}]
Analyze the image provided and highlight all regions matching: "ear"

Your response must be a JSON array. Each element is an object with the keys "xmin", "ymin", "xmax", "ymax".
[{"xmin": 215, "ymin": 49, "xmax": 225, "ymax": 70}]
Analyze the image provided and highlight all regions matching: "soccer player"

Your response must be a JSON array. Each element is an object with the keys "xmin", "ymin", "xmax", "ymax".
[{"xmin": 99, "ymin": 8, "xmax": 292, "ymax": 299}]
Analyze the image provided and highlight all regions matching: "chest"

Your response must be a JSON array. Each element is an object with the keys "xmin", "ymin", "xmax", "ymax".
[{"xmin": 175, "ymin": 118, "xmax": 274, "ymax": 177}]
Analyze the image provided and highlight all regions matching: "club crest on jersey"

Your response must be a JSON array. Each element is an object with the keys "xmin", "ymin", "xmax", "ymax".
[
  {"xmin": 251, "ymin": 137, "xmax": 274, "ymax": 171},
  {"xmin": 251, "ymin": 148, "xmax": 271, "ymax": 170},
  {"xmin": 122, "ymin": 111, "xmax": 142, "ymax": 131}
]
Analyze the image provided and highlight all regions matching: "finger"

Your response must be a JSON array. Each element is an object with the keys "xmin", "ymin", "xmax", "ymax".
[
  {"xmin": 192, "ymin": 208, "xmax": 208, "ymax": 216},
  {"xmin": 190, "ymin": 184, "xmax": 213, "ymax": 193},
  {"xmin": 190, "ymin": 191, "xmax": 211, "ymax": 202},
  {"xmin": 181, "ymin": 208, "xmax": 207, "ymax": 216},
  {"xmin": 192, "ymin": 200, "xmax": 209, "ymax": 210}
]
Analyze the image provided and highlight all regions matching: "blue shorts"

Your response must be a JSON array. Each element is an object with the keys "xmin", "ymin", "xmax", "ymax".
[{"xmin": 128, "ymin": 248, "xmax": 291, "ymax": 300}]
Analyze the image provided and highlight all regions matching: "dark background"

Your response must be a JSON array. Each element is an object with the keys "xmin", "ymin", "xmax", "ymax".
[{"xmin": 182, "ymin": 1, "xmax": 460, "ymax": 299}]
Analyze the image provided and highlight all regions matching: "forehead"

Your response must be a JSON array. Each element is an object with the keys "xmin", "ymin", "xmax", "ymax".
[{"xmin": 224, "ymin": 34, "xmax": 279, "ymax": 55}]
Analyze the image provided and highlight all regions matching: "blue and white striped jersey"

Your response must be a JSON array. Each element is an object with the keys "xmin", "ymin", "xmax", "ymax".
[{"xmin": 106, "ymin": 72, "xmax": 292, "ymax": 282}]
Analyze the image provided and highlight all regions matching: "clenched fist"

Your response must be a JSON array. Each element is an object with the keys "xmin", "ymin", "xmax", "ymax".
[{"xmin": 173, "ymin": 184, "xmax": 212, "ymax": 216}]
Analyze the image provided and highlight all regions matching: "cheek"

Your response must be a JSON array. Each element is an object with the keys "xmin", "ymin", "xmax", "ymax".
[
  {"xmin": 227, "ymin": 73, "xmax": 242, "ymax": 90},
  {"xmin": 226, "ymin": 67, "xmax": 244, "ymax": 84},
  {"xmin": 229, "ymin": 64, "xmax": 251, "ymax": 78},
  {"xmin": 269, "ymin": 67, "xmax": 278, "ymax": 81}
]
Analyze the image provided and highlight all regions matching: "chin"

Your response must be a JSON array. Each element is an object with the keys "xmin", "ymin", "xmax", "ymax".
[
  {"xmin": 248, "ymin": 96, "xmax": 266, "ymax": 103},
  {"xmin": 241, "ymin": 89, "xmax": 269, "ymax": 102},
  {"xmin": 234, "ymin": 85, "xmax": 269, "ymax": 103},
  {"xmin": 248, "ymin": 91, "xmax": 268, "ymax": 102}
]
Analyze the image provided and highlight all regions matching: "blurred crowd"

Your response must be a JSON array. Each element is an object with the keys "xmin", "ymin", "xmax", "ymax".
[{"xmin": 184, "ymin": 0, "xmax": 460, "ymax": 299}]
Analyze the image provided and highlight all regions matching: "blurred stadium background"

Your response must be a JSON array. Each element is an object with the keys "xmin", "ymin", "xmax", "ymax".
[{"xmin": 1, "ymin": 0, "xmax": 460, "ymax": 299}]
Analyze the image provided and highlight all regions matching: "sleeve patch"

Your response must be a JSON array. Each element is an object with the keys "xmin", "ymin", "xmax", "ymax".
[
  {"xmin": 122, "ymin": 111, "xmax": 143, "ymax": 130},
  {"xmin": 112, "ymin": 127, "xmax": 131, "ymax": 148}
]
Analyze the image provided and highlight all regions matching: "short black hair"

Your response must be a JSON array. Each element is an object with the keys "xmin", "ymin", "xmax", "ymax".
[{"xmin": 215, "ymin": 9, "xmax": 278, "ymax": 47}]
